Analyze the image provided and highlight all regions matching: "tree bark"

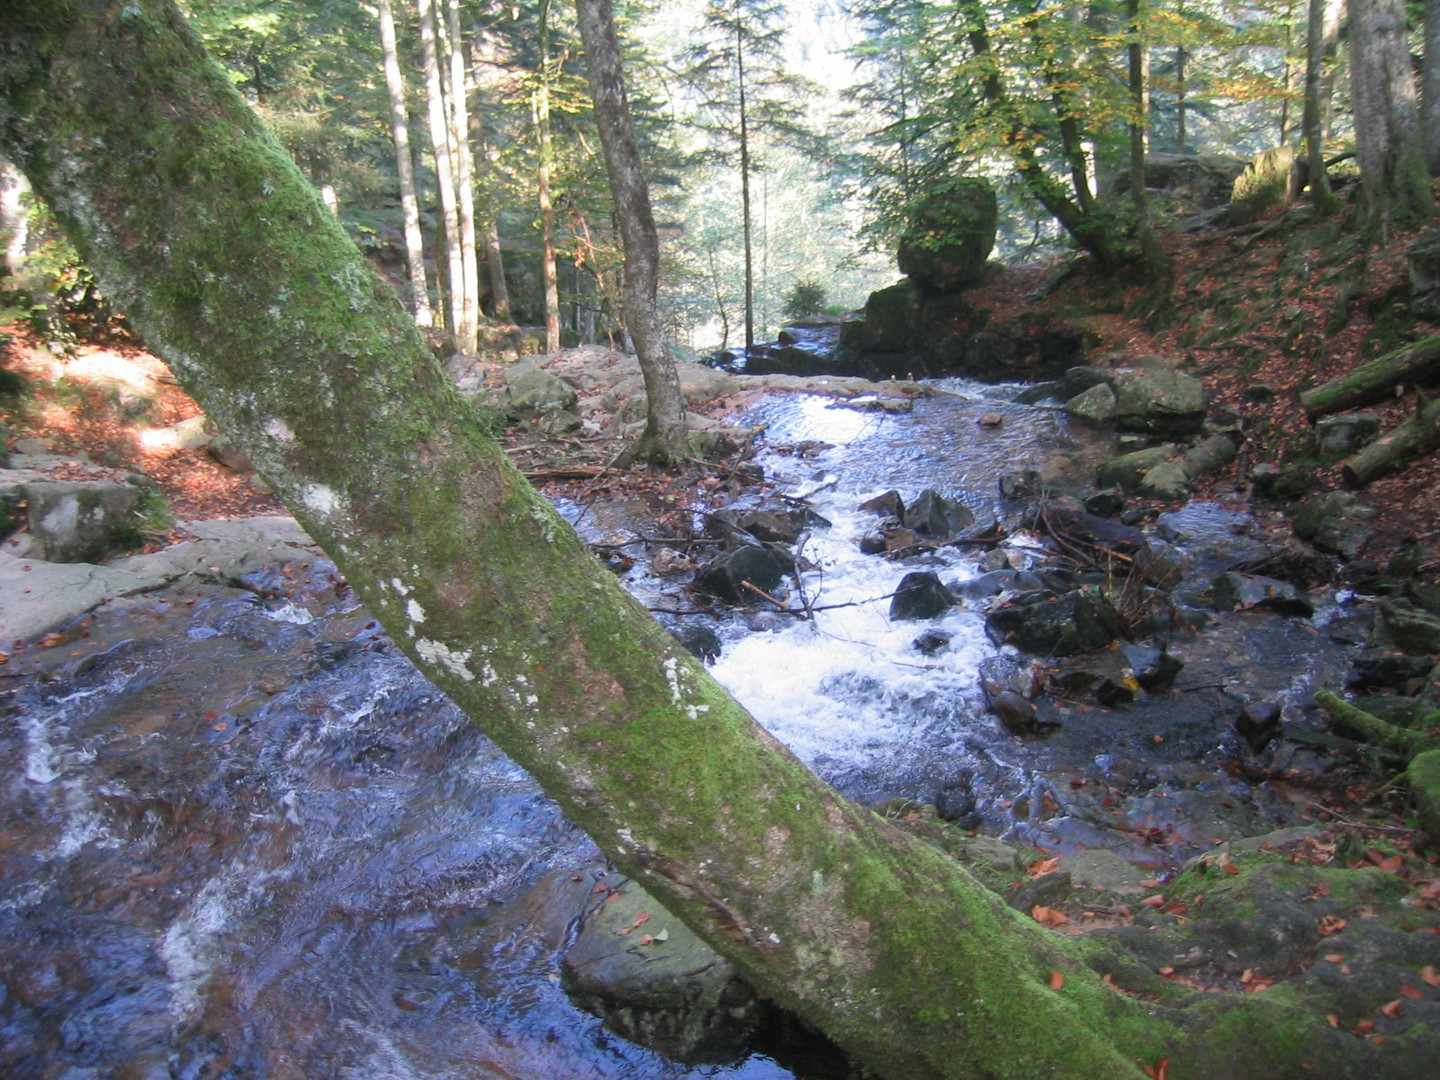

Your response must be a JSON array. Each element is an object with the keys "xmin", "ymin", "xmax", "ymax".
[
  {"xmin": 1349, "ymin": 0, "xmax": 1434, "ymax": 229},
  {"xmin": 737, "ymin": 20, "xmax": 756, "ymax": 355},
  {"xmin": 1302, "ymin": 0, "xmax": 1341, "ymax": 214},
  {"xmin": 444, "ymin": 0, "xmax": 480, "ymax": 353},
  {"xmin": 536, "ymin": 0, "xmax": 561, "ymax": 354},
  {"xmin": 417, "ymin": 0, "xmax": 464, "ymax": 345},
  {"xmin": 0, "ymin": 4, "xmax": 1400, "ymax": 1078},
  {"xmin": 1425, "ymin": 0, "xmax": 1440, "ymax": 174},
  {"xmin": 1298, "ymin": 332, "xmax": 1440, "ymax": 418},
  {"xmin": 376, "ymin": 0, "xmax": 434, "ymax": 328},
  {"xmin": 575, "ymin": 0, "xmax": 688, "ymax": 464}
]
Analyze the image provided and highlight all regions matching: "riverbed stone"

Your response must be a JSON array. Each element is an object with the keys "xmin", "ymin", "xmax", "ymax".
[
  {"xmin": 1111, "ymin": 368, "xmax": 1207, "ymax": 435},
  {"xmin": 1120, "ymin": 643, "xmax": 1185, "ymax": 690},
  {"xmin": 1137, "ymin": 459, "xmax": 1190, "ymax": 500},
  {"xmin": 1292, "ymin": 490, "xmax": 1376, "ymax": 558},
  {"xmin": 1064, "ymin": 382, "xmax": 1118, "ymax": 427},
  {"xmin": 1378, "ymin": 599, "xmax": 1440, "ymax": 655},
  {"xmin": 1314, "ymin": 412, "xmax": 1381, "ymax": 460},
  {"xmin": 903, "ymin": 489, "xmax": 972, "ymax": 537},
  {"xmin": 890, "ymin": 571, "xmax": 956, "ymax": 621},
  {"xmin": 562, "ymin": 877, "xmax": 760, "ymax": 1065},
  {"xmin": 985, "ymin": 588, "xmax": 1127, "ymax": 656},
  {"xmin": 1212, "ymin": 572, "xmax": 1315, "ymax": 617},
  {"xmin": 691, "ymin": 544, "xmax": 789, "ymax": 605},
  {"xmin": 859, "ymin": 489, "xmax": 904, "ymax": 518},
  {"xmin": 1096, "ymin": 444, "xmax": 1180, "ymax": 491}
]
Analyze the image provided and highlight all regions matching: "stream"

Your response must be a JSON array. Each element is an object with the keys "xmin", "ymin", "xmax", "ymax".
[{"xmin": 0, "ymin": 380, "xmax": 1360, "ymax": 1078}]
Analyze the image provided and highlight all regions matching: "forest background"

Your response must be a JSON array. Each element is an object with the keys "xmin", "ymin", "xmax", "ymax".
[{"xmin": 5, "ymin": 0, "xmax": 1402, "ymax": 363}]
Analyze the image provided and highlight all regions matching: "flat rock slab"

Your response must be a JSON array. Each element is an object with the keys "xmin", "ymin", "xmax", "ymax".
[
  {"xmin": 2, "ymin": 516, "xmax": 317, "ymax": 645},
  {"xmin": 0, "ymin": 553, "xmax": 166, "ymax": 645}
]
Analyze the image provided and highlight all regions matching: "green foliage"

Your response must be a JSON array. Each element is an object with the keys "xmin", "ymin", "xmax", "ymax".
[{"xmin": 781, "ymin": 278, "xmax": 826, "ymax": 320}]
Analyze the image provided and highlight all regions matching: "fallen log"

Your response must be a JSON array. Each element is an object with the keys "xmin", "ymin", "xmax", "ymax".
[
  {"xmin": 1299, "ymin": 333, "xmax": 1440, "ymax": 420},
  {"xmin": 1340, "ymin": 394, "xmax": 1440, "ymax": 488}
]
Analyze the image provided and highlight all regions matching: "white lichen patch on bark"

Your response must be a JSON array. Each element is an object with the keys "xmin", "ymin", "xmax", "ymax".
[
  {"xmin": 300, "ymin": 483, "xmax": 343, "ymax": 520},
  {"xmin": 406, "ymin": 598, "xmax": 425, "ymax": 623},
  {"xmin": 414, "ymin": 637, "xmax": 474, "ymax": 681},
  {"xmin": 264, "ymin": 418, "xmax": 294, "ymax": 444}
]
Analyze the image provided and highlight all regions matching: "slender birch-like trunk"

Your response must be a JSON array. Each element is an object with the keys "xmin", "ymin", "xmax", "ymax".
[{"xmin": 377, "ymin": 0, "xmax": 433, "ymax": 327}]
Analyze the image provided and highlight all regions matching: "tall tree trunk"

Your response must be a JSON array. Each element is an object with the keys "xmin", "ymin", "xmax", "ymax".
[
  {"xmin": 0, "ymin": 155, "xmax": 30, "ymax": 279},
  {"xmin": 417, "ymin": 0, "xmax": 464, "ymax": 344},
  {"xmin": 1, "ymin": 5, "xmax": 1403, "ymax": 1079},
  {"xmin": 444, "ymin": 0, "xmax": 480, "ymax": 353},
  {"xmin": 1176, "ymin": 44, "xmax": 1187, "ymax": 152},
  {"xmin": 737, "ymin": 20, "xmax": 755, "ymax": 356},
  {"xmin": 536, "ymin": 0, "xmax": 561, "ymax": 354},
  {"xmin": 575, "ymin": 0, "xmax": 688, "ymax": 465},
  {"xmin": 1425, "ymin": 0, "xmax": 1440, "ymax": 174},
  {"xmin": 377, "ymin": 0, "xmax": 433, "ymax": 328},
  {"xmin": 468, "ymin": 37, "xmax": 513, "ymax": 322},
  {"xmin": 1349, "ymin": 0, "xmax": 1434, "ymax": 229},
  {"xmin": 1279, "ymin": 0, "xmax": 1300, "ymax": 144},
  {"xmin": 483, "ymin": 217, "xmax": 511, "ymax": 321},
  {"xmin": 1304, "ymin": 0, "xmax": 1342, "ymax": 213}
]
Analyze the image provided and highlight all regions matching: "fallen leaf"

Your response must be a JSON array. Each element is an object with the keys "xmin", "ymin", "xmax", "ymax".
[
  {"xmin": 1317, "ymin": 914, "xmax": 1347, "ymax": 937},
  {"xmin": 1366, "ymin": 849, "xmax": 1405, "ymax": 875},
  {"xmin": 1139, "ymin": 878, "xmax": 1161, "ymax": 889},
  {"xmin": 1324, "ymin": 954, "xmax": 1346, "ymax": 963},
  {"xmin": 1398, "ymin": 984, "xmax": 1422, "ymax": 1000},
  {"xmin": 1379, "ymin": 999, "xmax": 1404, "ymax": 1019},
  {"xmin": 1327, "ymin": 1014, "xmax": 1340, "ymax": 1028},
  {"xmin": 638, "ymin": 934, "xmax": 654, "ymax": 946},
  {"xmin": 1029, "ymin": 856, "xmax": 1061, "ymax": 878},
  {"xmin": 592, "ymin": 882, "xmax": 611, "ymax": 894},
  {"xmin": 1049, "ymin": 970, "xmax": 1065, "ymax": 990},
  {"xmin": 1141, "ymin": 895, "xmax": 1166, "ymax": 908},
  {"xmin": 1342, "ymin": 965, "xmax": 1353, "ymax": 975},
  {"xmin": 1354, "ymin": 1019, "xmax": 1375, "ymax": 1035},
  {"xmin": 1032, "ymin": 905, "xmax": 1069, "ymax": 927},
  {"xmin": 1244, "ymin": 978, "xmax": 1273, "ymax": 994},
  {"xmin": 1422, "ymin": 965, "xmax": 1440, "ymax": 987},
  {"xmin": 1224, "ymin": 863, "xmax": 1240, "ymax": 875},
  {"xmin": 1140, "ymin": 1057, "xmax": 1170, "ymax": 1080}
]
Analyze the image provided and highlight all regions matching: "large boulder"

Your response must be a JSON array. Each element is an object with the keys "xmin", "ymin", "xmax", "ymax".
[
  {"xmin": 691, "ymin": 544, "xmax": 791, "ymax": 605},
  {"xmin": 502, "ymin": 358, "xmax": 578, "ymax": 417},
  {"xmin": 11, "ymin": 479, "xmax": 146, "ymax": 563},
  {"xmin": 1111, "ymin": 366, "xmax": 1207, "ymax": 436},
  {"xmin": 889, "ymin": 571, "xmax": 956, "ymax": 621},
  {"xmin": 860, "ymin": 279, "xmax": 923, "ymax": 354},
  {"xmin": 896, "ymin": 177, "xmax": 998, "ymax": 294},
  {"xmin": 985, "ymin": 588, "xmax": 1127, "ymax": 656},
  {"xmin": 562, "ymin": 877, "xmax": 760, "ymax": 1065},
  {"xmin": 1113, "ymin": 153, "xmax": 1248, "ymax": 212},
  {"xmin": 1230, "ymin": 146, "xmax": 1298, "ymax": 225}
]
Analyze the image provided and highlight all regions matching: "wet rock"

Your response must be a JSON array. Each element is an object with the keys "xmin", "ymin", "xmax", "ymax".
[
  {"xmin": 1120, "ymin": 643, "xmax": 1185, "ymax": 691},
  {"xmin": 1009, "ymin": 870, "xmax": 1071, "ymax": 911},
  {"xmin": 999, "ymin": 469, "xmax": 1041, "ymax": 501},
  {"xmin": 912, "ymin": 628, "xmax": 952, "ymax": 655},
  {"xmin": 1229, "ymin": 145, "xmax": 1297, "ymax": 224},
  {"xmin": 858, "ymin": 489, "xmax": 904, "ymax": 518},
  {"xmin": 710, "ymin": 506, "xmax": 830, "ymax": 544},
  {"xmin": 671, "ymin": 624, "xmax": 722, "ymax": 663},
  {"xmin": 1028, "ymin": 505, "xmax": 1147, "ymax": 555},
  {"xmin": 1013, "ymin": 380, "xmax": 1066, "ymax": 405},
  {"xmin": 858, "ymin": 530, "xmax": 888, "ymax": 555},
  {"xmin": 1408, "ymin": 749, "xmax": 1440, "ymax": 846},
  {"xmin": 985, "ymin": 588, "xmax": 1127, "ymax": 656},
  {"xmin": 1059, "ymin": 850, "xmax": 1151, "ymax": 896},
  {"xmin": 903, "ymin": 489, "xmax": 973, "ymax": 537},
  {"xmin": 1314, "ymin": 413, "xmax": 1381, "ymax": 460},
  {"xmin": 1096, "ymin": 444, "xmax": 1180, "ymax": 491},
  {"xmin": 1111, "ymin": 368, "xmax": 1207, "ymax": 436},
  {"xmin": 692, "ymin": 545, "xmax": 789, "ymax": 605},
  {"xmin": 1138, "ymin": 459, "xmax": 1189, "ymax": 500},
  {"xmin": 977, "ymin": 410, "xmax": 1003, "ymax": 427},
  {"xmin": 1346, "ymin": 653, "xmax": 1435, "ymax": 692},
  {"xmin": 951, "ymin": 569, "xmax": 1020, "ymax": 600},
  {"xmin": 562, "ymin": 878, "xmax": 760, "ymax": 1065},
  {"xmin": 889, "ymin": 571, "xmax": 956, "ymax": 621},
  {"xmin": 1211, "ymin": 572, "xmax": 1315, "ymax": 617},
  {"xmin": 1292, "ymin": 490, "xmax": 1376, "ymax": 558},
  {"xmin": 1093, "ymin": 678, "xmax": 1135, "ymax": 707},
  {"xmin": 1084, "ymin": 489, "xmax": 1126, "ymax": 518},
  {"xmin": 987, "ymin": 688, "xmax": 1037, "ymax": 733},
  {"xmin": 1064, "ymin": 382, "xmax": 1117, "ymax": 427},
  {"xmin": 1379, "ymin": 599, "xmax": 1440, "ymax": 655},
  {"xmin": 1233, "ymin": 698, "xmax": 1283, "ymax": 753},
  {"xmin": 934, "ymin": 775, "xmax": 977, "ymax": 823}
]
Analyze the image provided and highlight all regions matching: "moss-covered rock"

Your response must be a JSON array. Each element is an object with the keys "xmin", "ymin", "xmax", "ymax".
[{"xmin": 896, "ymin": 177, "xmax": 998, "ymax": 294}]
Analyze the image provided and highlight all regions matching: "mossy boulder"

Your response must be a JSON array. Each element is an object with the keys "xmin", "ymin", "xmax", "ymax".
[
  {"xmin": 859, "ymin": 279, "xmax": 923, "ymax": 353},
  {"xmin": 896, "ymin": 177, "xmax": 998, "ymax": 294},
  {"xmin": 1230, "ymin": 145, "xmax": 1297, "ymax": 225}
]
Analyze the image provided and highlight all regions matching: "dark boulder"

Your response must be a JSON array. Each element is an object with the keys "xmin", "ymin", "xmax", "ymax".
[
  {"xmin": 903, "ymin": 489, "xmax": 973, "ymax": 538},
  {"xmin": 895, "ymin": 177, "xmax": 998, "ymax": 294},
  {"xmin": 985, "ymin": 588, "xmax": 1127, "ymax": 656},
  {"xmin": 692, "ymin": 545, "xmax": 790, "ymax": 605},
  {"xmin": 889, "ymin": 571, "xmax": 956, "ymax": 621},
  {"xmin": 1211, "ymin": 572, "xmax": 1315, "ymax": 618}
]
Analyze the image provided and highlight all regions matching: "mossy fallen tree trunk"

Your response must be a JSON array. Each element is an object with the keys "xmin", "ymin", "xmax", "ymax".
[
  {"xmin": 1339, "ymin": 394, "xmax": 1440, "ymax": 487},
  {"xmin": 1299, "ymin": 333, "xmax": 1440, "ymax": 420},
  {"xmin": 0, "ymin": 4, "xmax": 1415, "ymax": 1077}
]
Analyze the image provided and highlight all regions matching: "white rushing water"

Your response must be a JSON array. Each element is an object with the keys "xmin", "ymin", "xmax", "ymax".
[{"xmin": 706, "ymin": 494, "xmax": 993, "ymax": 777}]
